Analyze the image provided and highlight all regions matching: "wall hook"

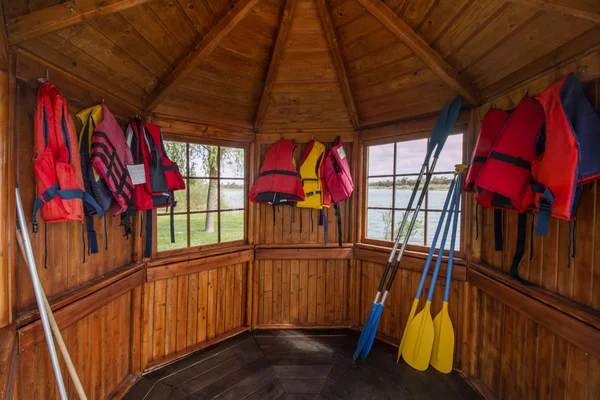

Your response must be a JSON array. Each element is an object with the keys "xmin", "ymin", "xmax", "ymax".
[{"xmin": 38, "ymin": 69, "xmax": 49, "ymax": 83}]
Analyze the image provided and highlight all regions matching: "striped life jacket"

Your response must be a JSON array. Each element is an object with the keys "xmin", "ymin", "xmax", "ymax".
[
  {"xmin": 32, "ymin": 81, "xmax": 102, "ymax": 232},
  {"xmin": 249, "ymin": 139, "xmax": 304, "ymax": 204},
  {"xmin": 297, "ymin": 140, "xmax": 328, "ymax": 209},
  {"xmin": 76, "ymin": 105, "xmax": 113, "ymax": 254},
  {"xmin": 533, "ymin": 74, "xmax": 600, "ymax": 235},
  {"xmin": 90, "ymin": 103, "xmax": 134, "ymax": 215}
]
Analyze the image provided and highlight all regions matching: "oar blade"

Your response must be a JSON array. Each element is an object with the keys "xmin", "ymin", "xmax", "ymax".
[
  {"xmin": 361, "ymin": 304, "xmax": 383, "ymax": 358},
  {"xmin": 401, "ymin": 302, "xmax": 434, "ymax": 371},
  {"xmin": 353, "ymin": 303, "xmax": 376, "ymax": 360},
  {"xmin": 397, "ymin": 298, "xmax": 419, "ymax": 362},
  {"xmin": 430, "ymin": 303, "xmax": 454, "ymax": 374}
]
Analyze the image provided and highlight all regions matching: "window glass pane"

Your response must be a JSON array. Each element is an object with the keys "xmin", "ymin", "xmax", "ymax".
[
  {"xmin": 163, "ymin": 141, "xmax": 188, "ymax": 176},
  {"xmin": 425, "ymin": 210, "xmax": 461, "ymax": 250},
  {"xmin": 220, "ymin": 147, "xmax": 245, "ymax": 178},
  {"xmin": 428, "ymin": 173, "xmax": 454, "ymax": 211},
  {"xmin": 367, "ymin": 178, "xmax": 393, "ymax": 208},
  {"xmin": 368, "ymin": 143, "xmax": 394, "ymax": 176},
  {"xmin": 221, "ymin": 210, "xmax": 244, "ymax": 241},
  {"xmin": 221, "ymin": 179, "xmax": 244, "ymax": 210},
  {"xmin": 189, "ymin": 144, "xmax": 218, "ymax": 177},
  {"xmin": 396, "ymin": 138, "xmax": 427, "ymax": 174},
  {"xmin": 172, "ymin": 187, "xmax": 188, "ymax": 213},
  {"xmin": 157, "ymin": 214, "xmax": 188, "ymax": 251},
  {"xmin": 394, "ymin": 175, "xmax": 423, "ymax": 209},
  {"xmin": 189, "ymin": 179, "xmax": 218, "ymax": 211},
  {"xmin": 190, "ymin": 212, "xmax": 219, "ymax": 247},
  {"xmin": 435, "ymin": 133, "xmax": 463, "ymax": 173},
  {"xmin": 367, "ymin": 208, "xmax": 390, "ymax": 241},
  {"xmin": 394, "ymin": 210, "xmax": 425, "ymax": 246}
]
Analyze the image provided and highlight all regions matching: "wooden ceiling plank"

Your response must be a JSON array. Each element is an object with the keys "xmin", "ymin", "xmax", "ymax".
[
  {"xmin": 253, "ymin": 0, "xmax": 297, "ymax": 132},
  {"xmin": 510, "ymin": 0, "xmax": 600, "ymax": 24},
  {"xmin": 144, "ymin": 0, "xmax": 263, "ymax": 112},
  {"xmin": 6, "ymin": 0, "xmax": 153, "ymax": 45},
  {"xmin": 315, "ymin": 0, "xmax": 360, "ymax": 130},
  {"xmin": 356, "ymin": 0, "xmax": 481, "ymax": 105}
]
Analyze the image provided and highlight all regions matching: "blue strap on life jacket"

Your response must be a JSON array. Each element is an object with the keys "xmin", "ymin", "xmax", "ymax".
[
  {"xmin": 535, "ymin": 187, "xmax": 554, "ymax": 237},
  {"xmin": 32, "ymin": 182, "xmax": 104, "ymax": 232},
  {"xmin": 86, "ymin": 214, "xmax": 99, "ymax": 255}
]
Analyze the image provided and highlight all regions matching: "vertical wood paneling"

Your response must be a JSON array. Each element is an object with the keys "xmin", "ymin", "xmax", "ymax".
[
  {"xmin": 18, "ymin": 293, "xmax": 135, "ymax": 400},
  {"xmin": 144, "ymin": 263, "xmax": 248, "ymax": 364}
]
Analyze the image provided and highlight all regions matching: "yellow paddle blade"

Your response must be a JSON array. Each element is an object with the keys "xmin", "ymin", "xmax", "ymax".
[
  {"xmin": 401, "ymin": 301, "xmax": 434, "ymax": 371},
  {"xmin": 430, "ymin": 302, "xmax": 454, "ymax": 374},
  {"xmin": 397, "ymin": 298, "xmax": 419, "ymax": 362}
]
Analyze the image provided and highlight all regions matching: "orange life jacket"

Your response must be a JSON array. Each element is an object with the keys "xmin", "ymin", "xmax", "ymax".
[{"xmin": 32, "ymin": 81, "xmax": 102, "ymax": 232}]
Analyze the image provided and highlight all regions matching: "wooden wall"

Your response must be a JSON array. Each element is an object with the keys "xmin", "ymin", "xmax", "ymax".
[
  {"xmin": 252, "ymin": 133, "xmax": 357, "ymax": 329},
  {"xmin": 461, "ymin": 50, "xmax": 600, "ymax": 399},
  {"xmin": 143, "ymin": 255, "xmax": 250, "ymax": 368}
]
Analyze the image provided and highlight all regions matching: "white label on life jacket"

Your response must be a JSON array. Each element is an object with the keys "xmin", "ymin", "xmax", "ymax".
[
  {"xmin": 337, "ymin": 147, "xmax": 346, "ymax": 159},
  {"xmin": 127, "ymin": 164, "xmax": 146, "ymax": 185}
]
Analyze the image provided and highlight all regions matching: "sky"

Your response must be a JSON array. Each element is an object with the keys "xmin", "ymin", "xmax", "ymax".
[{"xmin": 367, "ymin": 133, "xmax": 464, "ymax": 178}]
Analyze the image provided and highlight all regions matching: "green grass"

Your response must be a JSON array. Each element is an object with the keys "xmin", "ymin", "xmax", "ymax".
[{"xmin": 157, "ymin": 210, "xmax": 244, "ymax": 251}]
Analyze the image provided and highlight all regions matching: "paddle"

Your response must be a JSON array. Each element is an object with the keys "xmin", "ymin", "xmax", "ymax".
[
  {"xmin": 356, "ymin": 96, "xmax": 463, "ymax": 360},
  {"xmin": 401, "ymin": 174, "xmax": 459, "ymax": 371},
  {"xmin": 395, "ymin": 175, "xmax": 458, "ymax": 361},
  {"xmin": 430, "ymin": 167, "xmax": 465, "ymax": 373}
]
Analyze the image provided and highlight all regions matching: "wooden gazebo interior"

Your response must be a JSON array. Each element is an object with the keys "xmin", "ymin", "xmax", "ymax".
[{"xmin": 0, "ymin": 0, "xmax": 598, "ymax": 398}]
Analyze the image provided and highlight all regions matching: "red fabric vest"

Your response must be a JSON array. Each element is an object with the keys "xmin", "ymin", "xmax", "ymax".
[
  {"xmin": 533, "ymin": 74, "xmax": 600, "ymax": 223},
  {"xmin": 322, "ymin": 136, "xmax": 353, "ymax": 204},
  {"xmin": 91, "ymin": 103, "xmax": 134, "ymax": 214},
  {"xmin": 321, "ymin": 148, "xmax": 332, "ymax": 208},
  {"xmin": 249, "ymin": 139, "xmax": 304, "ymax": 204},
  {"xmin": 127, "ymin": 119, "xmax": 185, "ymax": 210},
  {"xmin": 475, "ymin": 96, "xmax": 545, "ymax": 212},
  {"xmin": 464, "ymin": 109, "xmax": 509, "ymax": 193},
  {"xmin": 32, "ymin": 81, "xmax": 101, "ymax": 229}
]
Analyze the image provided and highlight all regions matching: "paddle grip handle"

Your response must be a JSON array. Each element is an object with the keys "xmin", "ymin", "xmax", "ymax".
[{"xmin": 378, "ymin": 262, "xmax": 392, "ymax": 292}]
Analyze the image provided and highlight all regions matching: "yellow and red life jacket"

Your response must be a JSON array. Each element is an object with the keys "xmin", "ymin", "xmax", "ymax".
[
  {"xmin": 249, "ymin": 139, "xmax": 304, "ymax": 204},
  {"xmin": 32, "ymin": 81, "xmax": 102, "ymax": 232},
  {"xmin": 297, "ymin": 140, "xmax": 329, "ymax": 209}
]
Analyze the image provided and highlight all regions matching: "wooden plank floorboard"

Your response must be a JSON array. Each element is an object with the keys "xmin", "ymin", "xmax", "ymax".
[{"xmin": 127, "ymin": 329, "xmax": 482, "ymax": 400}]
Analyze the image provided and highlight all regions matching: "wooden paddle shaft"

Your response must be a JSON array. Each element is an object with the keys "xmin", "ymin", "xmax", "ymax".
[{"xmin": 16, "ymin": 230, "xmax": 88, "ymax": 400}]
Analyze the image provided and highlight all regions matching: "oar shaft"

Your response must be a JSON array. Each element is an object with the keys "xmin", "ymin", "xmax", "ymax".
[
  {"xmin": 426, "ymin": 186, "xmax": 459, "ymax": 302},
  {"xmin": 443, "ymin": 174, "xmax": 463, "ymax": 302}
]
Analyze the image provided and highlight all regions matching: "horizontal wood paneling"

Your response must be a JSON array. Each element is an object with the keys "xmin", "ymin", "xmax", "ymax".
[
  {"xmin": 18, "ymin": 288, "xmax": 139, "ymax": 400},
  {"xmin": 14, "ymin": 62, "xmax": 138, "ymax": 314},
  {"xmin": 143, "ymin": 261, "xmax": 249, "ymax": 367},
  {"xmin": 254, "ymin": 259, "xmax": 353, "ymax": 327}
]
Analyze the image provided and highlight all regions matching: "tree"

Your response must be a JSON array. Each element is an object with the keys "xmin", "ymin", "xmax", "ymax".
[{"xmin": 382, "ymin": 210, "xmax": 423, "ymax": 242}]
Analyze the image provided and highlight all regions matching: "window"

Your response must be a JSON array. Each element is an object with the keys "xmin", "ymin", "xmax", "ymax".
[
  {"xmin": 365, "ymin": 133, "xmax": 463, "ymax": 251},
  {"xmin": 156, "ymin": 141, "xmax": 246, "ymax": 253}
]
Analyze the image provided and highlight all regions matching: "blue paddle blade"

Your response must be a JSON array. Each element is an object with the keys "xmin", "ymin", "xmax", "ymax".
[
  {"xmin": 353, "ymin": 303, "xmax": 377, "ymax": 360},
  {"xmin": 361, "ymin": 304, "xmax": 383, "ymax": 358}
]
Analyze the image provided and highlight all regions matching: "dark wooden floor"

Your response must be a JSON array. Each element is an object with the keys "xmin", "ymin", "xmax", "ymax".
[{"xmin": 125, "ymin": 329, "xmax": 482, "ymax": 400}]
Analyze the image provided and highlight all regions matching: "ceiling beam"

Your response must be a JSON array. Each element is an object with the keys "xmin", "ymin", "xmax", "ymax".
[
  {"xmin": 510, "ymin": 0, "xmax": 600, "ymax": 24},
  {"xmin": 145, "ymin": 0, "xmax": 262, "ymax": 112},
  {"xmin": 253, "ymin": 0, "xmax": 296, "ymax": 132},
  {"xmin": 6, "ymin": 0, "xmax": 153, "ymax": 45},
  {"xmin": 315, "ymin": 0, "xmax": 360, "ymax": 130},
  {"xmin": 356, "ymin": 0, "xmax": 481, "ymax": 106}
]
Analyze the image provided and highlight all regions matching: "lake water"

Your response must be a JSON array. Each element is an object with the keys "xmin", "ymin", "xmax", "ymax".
[{"xmin": 367, "ymin": 188, "xmax": 461, "ymax": 250}]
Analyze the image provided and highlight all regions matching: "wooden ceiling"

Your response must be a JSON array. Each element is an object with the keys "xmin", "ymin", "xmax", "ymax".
[{"xmin": 3, "ymin": 0, "xmax": 599, "ymax": 131}]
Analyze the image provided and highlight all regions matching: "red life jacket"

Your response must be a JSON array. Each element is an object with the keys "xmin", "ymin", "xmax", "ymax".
[
  {"xmin": 250, "ymin": 139, "xmax": 304, "ymax": 204},
  {"xmin": 533, "ymin": 74, "xmax": 600, "ymax": 234},
  {"xmin": 320, "ymin": 148, "xmax": 332, "ymax": 208},
  {"xmin": 126, "ymin": 118, "xmax": 185, "ymax": 210},
  {"xmin": 32, "ymin": 81, "xmax": 102, "ymax": 231},
  {"xmin": 322, "ymin": 136, "xmax": 353, "ymax": 204},
  {"xmin": 91, "ymin": 103, "xmax": 134, "ymax": 215},
  {"xmin": 475, "ymin": 96, "xmax": 545, "ymax": 213},
  {"xmin": 463, "ymin": 109, "xmax": 509, "ymax": 193}
]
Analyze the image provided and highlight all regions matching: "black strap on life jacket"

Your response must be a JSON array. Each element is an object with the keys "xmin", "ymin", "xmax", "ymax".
[
  {"xmin": 86, "ymin": 215, "xmax": 98, "ymax": 255},
  {"xmin": 509, "ymin": 212, "xmax": 528, "ymax": 283},
  {"xmin": 259, "ymin": 170, "xmax": 300, "ymax": 178},
  {"xmin": 488, "ymin": 151, "xmax": 531, "ymax": 169},
  {"xmin": 494, "ymin": 209, "xmax": 503, "ymax": 251},
  {"xmin": 144, "ymin": 209, "xmax": 152, "ymax": 258},
  {"xmin": 335, "ymin": 203, "xmax": 342, "ymax": 247},
  {"xmin": 320, "ymin": 209, "xmax": 327, "ymax": 246}
]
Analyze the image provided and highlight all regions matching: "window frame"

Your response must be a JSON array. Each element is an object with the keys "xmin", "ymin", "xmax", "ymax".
[
  {"xmin": 361, "ymin": 130, "xmax": 466, "ymax": 258},
  {"xmin": 153, "ymin": 134, "xmax": 250, "ymax": 259}
]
